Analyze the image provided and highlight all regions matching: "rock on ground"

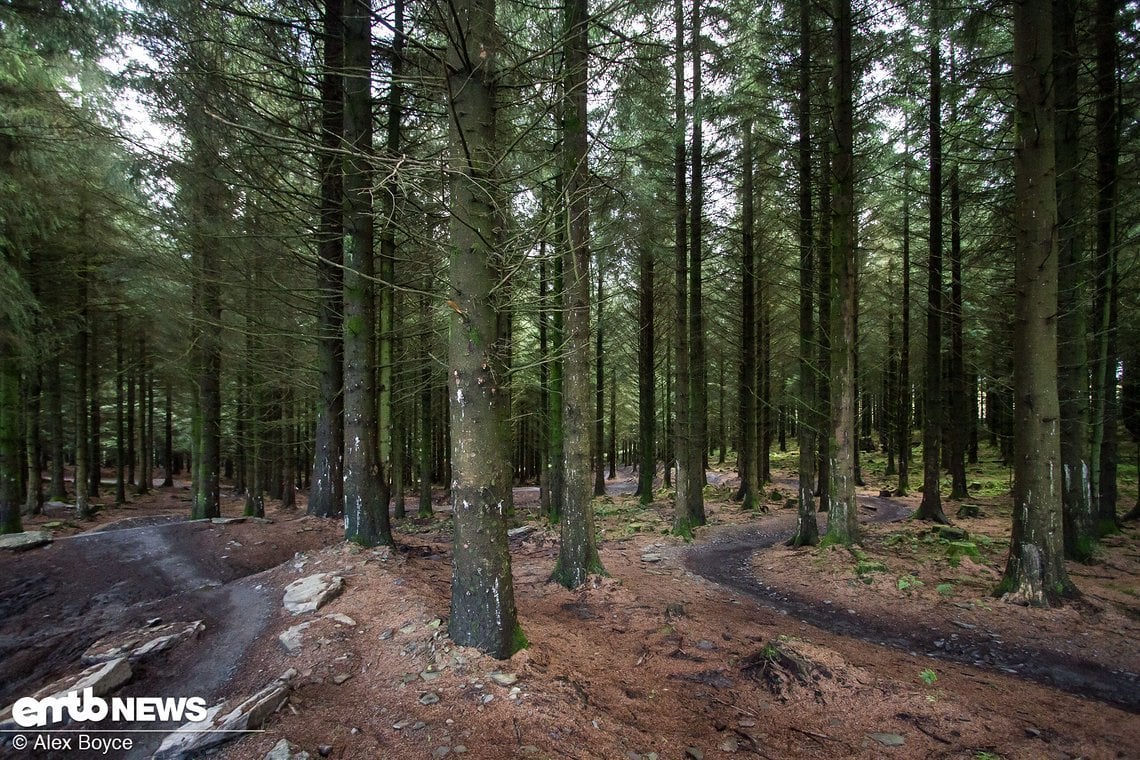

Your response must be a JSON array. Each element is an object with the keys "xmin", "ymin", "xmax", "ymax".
[
  {"xmin": 283, "ymin": 574, "xmax": 345, "ymax": 614},
  {"xmin": 154, "ymin": 669, "xmax": 296, "ymax": 760},
  {"xmin": 0, "ymin": 657, "xmax": 133, "ymax": 730},
  {"xmin": 0, "ymin": 531, "xmax": 53, "ymax": 551},
  {"xmin": 81, "ymin": 621, "xmax": 205, "ymax": 664}
]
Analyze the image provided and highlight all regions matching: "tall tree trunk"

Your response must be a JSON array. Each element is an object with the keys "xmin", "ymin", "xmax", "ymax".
[
  {"xmin": 737, "ymin": 121, "xmax": 758, "ymax": 511},
  {"xmin": 791, "ymin": 0, "xmax": 817, "ymax": 546},
  {"xmin": 419, "ymin": 280, "xmax": 433, "ymax": 518},
  {"xmin": 115, "ymin": 317, "xmax": 127, "ymax": 505},
  {"xmin": 896, "ymin": 115, "xmax": 913, "ymax": 497},
  {"xmin": 686, "ymin": 0, "xmax": 708, "ymax": 524},
  {"xmin": 309, "ymin": 0, "xmax": 345, "ymax": 519},
  {"xmin": 135, "ymin": 337, "xmax": 150, "ymax": 495},
  {"xmin": 0, "ymin": 325, "xmax": 21, "ymax": 533},
  {"xmin": 946, "ymin": 48, "xmax": 968, "ymax": 501},
  {"xmin": 75, "ymin": 256, "xmax": 91, "ymax": 519},
  {"xmin": 376, "ymin": 0, "xmax": 404, "ymax": 520},
  {"xmin": 636, "ymin": 220, "xmax": 655, "ymax": 505},
  {"xmin": 445, "ymin": 0, "xmax": 523, "ymax": 656},
  {"xmin": 1000, "ymin": 0, "xmax": 1074, "ymax": 605},
  {"xmin": 1054, "ymin": 0, "xmax": 1095, "ymax": 558},
  {"xmin": 917, "ymin": 1, "xmax": 949, "ymax": 523},
  {"xmin": 824, "ymin": 0, "xmax": 858, "ymax": 544},
  {"xmin": 672, "ymin": 0, "xmax": 693, "ymax": 534},
  {"xmin": 547, "ymin": 194, "xmax": 565, "ymax": 523},
  {"xmin": 163, "ymin": 379, "xmax": 174, "ymax": 487},
  {"xmin": 593, "ymin": 258, "xmax": 606, "ymax": 496},
  {"xmin": 46, "ymin": 356, "xmax": 66, "ymax": 499},
  {"xmin": 608, "ymin": 360, "xmax": 616, "ymax": 480},
  {"xmin": 88, "ymin": 324, "xmax": 100, "ymax": 498},
  {"xmin": 23, "ymin": 362, "xmax": 42, "ymax": 517},
  {"xmin": 554, "ymin": 0, "xmax": 605, "ymax": 587},
  {"xmin": 343, "ymin": 0, "xmax": 392, "ymax": 545},
  {"xmin": 816, "ymin": 126, "xmax": 832, "ymax": 512},
  {"xmin": 1090, "ymin": 0, "xmax": 1120, "ymax": 533}
]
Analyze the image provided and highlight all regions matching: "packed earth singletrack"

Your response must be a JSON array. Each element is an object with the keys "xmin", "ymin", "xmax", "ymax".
[{"xmin": 685, "ymin": 491, "xmax": 1140, "ymax": 713}]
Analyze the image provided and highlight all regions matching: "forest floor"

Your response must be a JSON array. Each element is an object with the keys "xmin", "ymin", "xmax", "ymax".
[{"xmin": 2, "ymin": 460, "xmax": 1139, "ymax": 760}]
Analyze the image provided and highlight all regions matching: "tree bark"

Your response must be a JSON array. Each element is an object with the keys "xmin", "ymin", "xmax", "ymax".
[
  {"xmin": 1054, "ymin": 0, "xmax": 1095, "ymax": 558},
  {"xmin": 444, "ymin": 0, "xmax": 523, "ymax": 655},
  {"xmin": 824, "ymin": 0, "xmax": 858, "ymax": 545},
  {"xmin": 917, "ymin": 0, "xmax": 949, "ymax": 523},
  {"xmin": 1090, "ymin": 0, "xmax": 1120, "ymax": 533},
  {"xmin": 686, "ymin": 0, "xmax": 708, "ymax": 525},
  {"xmin": 671, "ymin": 0, "xmax": 693, "ymax": 534},
  {"xmin": 738, "ymin": 122, "xmax": 758, "ymax": 511},
  {"xmin": 999, "ymin": 0, "xmax": 1074, "ymax": 606},
  {"xmin": 309, "ymin": 0, "xmax": 345, "ymax": 519},
  {"xmin": 791, "ymin": 0, "xmax": 817, "ymax": 547},
  {"xmin": 636, "ymin": 219, "xmax": 655, "ymax": 505},
  {"xmin": 342, "ymin": 0, "xmax": 392, "ymax": 545},
  {"xmin": 554, "ymin": 0, "xmax": 605, "ymax": 587}
]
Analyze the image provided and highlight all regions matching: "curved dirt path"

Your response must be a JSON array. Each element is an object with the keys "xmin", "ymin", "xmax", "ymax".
[
  {"xmin": 685, "ymin": 492, "xmax": 1140, "ymax": 712},
  {"xmin": 0, "ymin": 515, "xmax": 333, "ymax": 758}
]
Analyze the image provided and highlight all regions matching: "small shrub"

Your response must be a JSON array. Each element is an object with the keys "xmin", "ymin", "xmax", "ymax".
[
  {"xmin": 920, "ymin": 668, "xmax": 938, "ymax": 686},
  {"xmin": 936, "ymin": 583, "xmax": 955, "ymax": 597}
]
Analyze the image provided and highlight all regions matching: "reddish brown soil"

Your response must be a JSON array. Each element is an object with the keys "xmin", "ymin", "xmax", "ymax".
[{"xmin": 3, "ymin": 468, "xmax": 1138, "ymax": 760}]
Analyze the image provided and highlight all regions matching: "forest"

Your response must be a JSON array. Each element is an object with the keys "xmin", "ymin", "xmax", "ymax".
[{"xmin": 1, "ymin": 0, "xmax": 1139, "ymax": 757}]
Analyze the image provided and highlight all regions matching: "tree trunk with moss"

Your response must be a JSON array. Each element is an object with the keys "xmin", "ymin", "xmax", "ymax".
[
  {"xmin": 999, "ymin": 0, "xmax": 1074, "ymax": 606},
  {"xmin": 0, "ymin": 322, "xmax": 22, "ymax": 533},
  {"xmin": 824, "ymin": 0, "xmax": 858, "ymax": 545},
  {"xmin": 1054, "ymin": 0, "xmax": 1095, "ymax": 558},
  {"xmin": 737, "ymin": 122, "xmax": 758, "ymax": 511},
  {"xmin": 342, "ymin": 0, "xmax": 391, "ymax": 546},
  {"xmin": 791, "ymin": 0, "xmax": 818, "ymax": 546},
  {"xmin": 671, "ymin": 0, "xmax": 694, "ymax": 535},
  {"xmin": 554, "ymin": 0, "xmax": 604, "ymax": 587},
  {"xmin": 636, "ymin": 216, "xmax": 655, "ymax": 505},
  {"xmin": 917, "ymin": 0, "xmax": 948, "ymax": 524},
  {"xmin": 445, "ymin": 0, "xmax": 523, "ymax": 656}
]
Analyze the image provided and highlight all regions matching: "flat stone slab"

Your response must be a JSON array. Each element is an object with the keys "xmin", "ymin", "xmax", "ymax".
[
  {"xmin": 279, "ymin": 622, "xmax": 312, "ymax": 656},
  {"xmin": 82, "ymin": 620, "xmax": 205, "ymax": 664},
  {"xmin": 154, "ymin": 669, "xmax": 296, "ymax": 760},
  {"xmin": 0, "ymin": 531, "xmax": 53, "ymax": 551},
  {"xmin": 211, "ymin": 517, "xmax": 247, "ymax": 525},
  {"xmin": 265, "ymin": 737, "xmax": 311, "ymax": 760},
  {"xmin": 0, "ymin": 657, "xmax": 132, "ymax": 730},
  {"xmin": 283, "ymin": 573, "xmax": 344, "ymax": 614}
]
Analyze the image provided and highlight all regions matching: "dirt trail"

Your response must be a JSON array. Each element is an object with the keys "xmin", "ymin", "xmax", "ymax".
[
  {"xmin": 685, "ymin": 491, "xmax": 1140, "ymax": 712},
  {"xmin": 0, "ymin": 511, "xmax": 338, "ymax": 758}
]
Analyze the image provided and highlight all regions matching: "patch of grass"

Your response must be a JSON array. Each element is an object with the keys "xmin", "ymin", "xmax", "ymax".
[
  {"xmin": 897, "ymin": 574, "xmax": 923, "ymax": 592},
  {"xmin": 936, "ymin": 582, "xmax": 955, "ymax": 597},
  {"xmin": 920, "ymin": 668, "xmax": 938, "ymax": 686}
]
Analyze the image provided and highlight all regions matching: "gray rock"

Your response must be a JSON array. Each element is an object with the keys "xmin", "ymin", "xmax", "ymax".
[
  {"xmin": 332, "ymin": 673, "xmax": 352, "ymax": 685},
  {"xmin": 433, "ymin": 747, "xmax": 451, "ymax": 759},
  {"xmin": 685, "ymin": 748, "xmax": 704, "ymax": 760},
  {"xmin": 154, "ymin": 669, "xmax": 296, "ymax": 760},
  {"xmin": 211, "ymin": 517, "xmax": 247, "ymax": 524},
  {"xmin": 0, "ymin": 531, "xmax": 52, "ymax": 551},
  {"xmin": 278, "ymin": 622, "xmax": 312, "ymax": 655},
  {"xmin": 283, "ymin": 574, "xmax": 345, "ymax": 614},
  {"xmin": 0, "ymin": 657, "xmax": 133, "ymax": 730},
  {"xmin": 265, "ymin": 738, "xmax": 311, "ymax": 760},
  {"xmin": 325, "ymin": 613, "xmax": 357, "ymax": 626},
  {"xmin": 419, "ymin": 693, "xmax": 440, "ymax": 705},
  {"xmin": 507, "ymin": 525, "xmax": 535, "ymax": 538},
  {"xmin": 421, "ymin": 670, "xmax": 443, "ymax": 682},
  {"xmin": 82, "ymin": 620, "xmax": 205, "ymax": 664},
  {"xmin": 868, "ymin": 732, "xmax": 906, "ymax": 747},
  {"xmin": 489, "ymin": 671, "xmax": 517, "ymax": 686},
  {"xmin": 640, "ymin": 553, "xmax": 663, "ymax": 563}
]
